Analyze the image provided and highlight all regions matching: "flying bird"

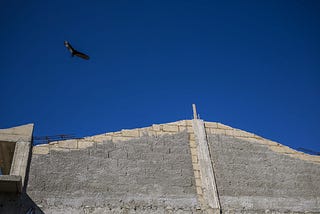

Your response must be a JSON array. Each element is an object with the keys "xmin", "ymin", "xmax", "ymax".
[{"xmin": 64, "ymin": 41, "xmax": 90, "ymax": 60}]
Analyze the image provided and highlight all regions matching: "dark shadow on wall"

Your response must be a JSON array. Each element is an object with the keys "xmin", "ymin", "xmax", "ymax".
[{"xmin": 0, "ymin": 193, "xmax": 45, "ymax": 214}]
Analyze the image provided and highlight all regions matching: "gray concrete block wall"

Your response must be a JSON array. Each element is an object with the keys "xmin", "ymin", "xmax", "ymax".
[
  {"xmin": 27, "ymin": 132, "xmax": 202, "ymax": 213},
  {"xmin": 207, "ymin": 134, "xmax": 320, "ymax": 213}
]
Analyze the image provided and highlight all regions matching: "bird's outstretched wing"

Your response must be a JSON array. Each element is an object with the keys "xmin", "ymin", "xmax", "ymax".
[
  {"xmin": 73, "ymin": 50, "xmax": 90, "ymax": 60},
  {"xmin": 64, "ymin": 41, "xmax": 90, "ymax": 60}
]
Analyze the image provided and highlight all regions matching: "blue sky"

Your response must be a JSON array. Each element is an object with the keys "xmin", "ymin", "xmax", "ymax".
[{"xmin": 0, "ymin": 0, "xmax": 319, "ymax": 151}]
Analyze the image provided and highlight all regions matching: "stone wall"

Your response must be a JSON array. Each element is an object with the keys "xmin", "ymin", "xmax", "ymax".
[
  {"xmin": 207, "ymin": 134, "xmax": 320, "ymax": 213},
  {"xmin": 18, "ymin": 120, "xmax": 320, "ymax": 214},
  {"xmin": 28, "ymin": 121, "xmax": 203, "ymax": 213}
]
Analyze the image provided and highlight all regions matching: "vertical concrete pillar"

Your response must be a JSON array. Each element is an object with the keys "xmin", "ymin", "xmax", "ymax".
[
  {"xmin": 193, "ymin": 119, "xmax": 221, "ymax": 213},
  {"xmin": 10, "ymin": 141, "xmax": 31, "ymax": 188}
]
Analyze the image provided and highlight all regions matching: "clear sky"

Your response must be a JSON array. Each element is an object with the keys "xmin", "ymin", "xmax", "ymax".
[{"xmin": 0, "ymin": 1, "xmax": 319, "ymax": 151}]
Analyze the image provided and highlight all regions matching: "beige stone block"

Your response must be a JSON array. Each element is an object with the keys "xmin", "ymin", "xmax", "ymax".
[
  {"xmin": 33, "ymin": 145, "xmax": 49, "ymax": 155},
  {"xmin": 225, "ymin": 129, "xmax": 235, "ymax": 136},
  {"xmin": 190, "ymin": 147, "xmax": 198, "ymax": 156},
  {"xmin": 138, "ymin": 128, "xmax": 149, "ymax": 137},
  {"xmin": 58, "ymin": 139, "xmax": 78, "ymax": 149},
  {"xmin": 162, "ymin": 124, "xmax": 179, "ymax": 132},
  {"xmin": 48, "ymin": 142, "xmax": 59, "ymax": 148},
  {"xmin": 112, "ymin": 136, "xmax": 132, "ymax": 142},
  {"xmin": 85, "ymin": 134, "xmax": 111, "ymax": 142},
  {"xmin": 111, "ymin": 131, "xmax": 122, "ymax": 137},
  {"xmin": 192, "ymin": 155, "xmax": 198, "ymax": 163},
  {"xmin": 193, "ymin": 163, "xmax": 200, "ymax": 171},
  {"xmin": 186, "ymin": 120, "xmax": 193, "ymax": 126},
  {"xmin": 198, "ymin": 196, "xmax": 205, "ymax": 206},
  {"xmin": 189, "ymin": 133, "xmax": 195, "ymax": 141},
  {"xmin": 152, "ymin": 124, "xmax": 162, "ymax": 131},
  {"xmin": 178, "ymin": 125, "xmax": 187, "ymax": 132},
  {"xmin": 139, "ymin": 129, "xmax": 154, "ymax": 137},
  {"xmin": 194, "ymin": 170, "xmax": 201, "ymax": 179},
  {"xmin": 262, "ymin": 139, "xmax": 278, "ymax": 146},
  {"xmin": 156, "ymin": 131, "xmax": 165, "ymax": 137},
  {"xmin": 149, "ymin": 130, "xmax": 158, "ymax": 137},
  {"xmin": 196, "ymin": 186, "xmax": 203, "ymax": 195},
  {"xmin": 204, "ymin": 122, "xmax": 218, "ymax": 128},
  {"xmin": 189, "ymin": 140, "xmax": 196, "ymax": 148},
  {"xmin": 234, "ymin": 129, "xmax": 256, "ymax": 138},
  {"xmin": 121, "ymin": 129, "xmax": 139, "ymax": 138},
  {"xmin": 195, "ymin": 177, "xmax": 202, "ymax": 186},
  {"xmin": 253, "ymin": 134, "xmax": 263, "ymax": 139},
  {"xmin": 78, "ymin": 141, "xmax": 95, "ymax": 149},
  {"xmin": 103, "ymin": 135, "xmax": 113, "ymax": 141},
  {"xmin": 217, "ymin": 123, "xmax": 232, "ymax": 130}
]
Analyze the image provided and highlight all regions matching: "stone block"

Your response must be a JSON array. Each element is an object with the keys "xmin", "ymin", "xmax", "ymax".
[
  {"xmin": 193, "ymin": 163, "xmax": 200, "ymax": 171},
  {"xmin": 101, "ymin": 135, "xmax": 113, "ymax": 141},
  {"xmin": 225, "ymin": 129, "xmax": 235, "ymax": 136},
  {"xmin": 139, "ymin": 129, "xmax": 156, "ymax": 137},
  {"xmin": 196, "ymin": 186, "xmax": 203, "ymax": 195},
  {"xmin": 204, "ymin": 122, "xmax": 218, "ymax": 129},
  {"xmin": 189, "ymin": 133, "xmax": 195, "ymax": 141},
  {"xmin": 189, "ymin": 140, "xmax": 196, "ymax": 149},
  {"xmin": 58, "ymin": 139, "xmax": 78, "ymax": 149},
  {"xmin": 121, "ymin": 129, "xmax": 139, "ymax": 138},
  {"xmin": 190, "ymin": 148, "xmax": 198, "ymax": 156},
  {"xmin": 33, "ymin": 145, "xmax": 49, "ymax": 155},
  {"xmin": 152, "ymin": 124, "xmax": 162, "ymax": 131},
  {"xmin": 186, "ymin": 120, "xmax": 193, "ymax": 126},
  {"xmin": 48, "ymin": 142, "xmax": 59, "ymax": 148},
  {"xmin": 78, "ymin": 141, "xmax": 95, "ymax": 149},
  {"xmin": 178, "ymin": 125, "xmax": 187, "ymax": 132},
  {"xmin": 192, "ymin": 155, "xmax": 198, "ymax": 163},
  {"xmin": 217, "ymin": 123, "xmax": 232, "ymax": 130},
  {"xmin": 162, "ymin": 124, "xmax": 179, "ymax": 132},
  {"xmin": 194, "ymin": 171, "xmax": 201, "ymax": 179},
  {"xmin": 112, "ymin": 136, "xmax": 132, "ymax": 142}
]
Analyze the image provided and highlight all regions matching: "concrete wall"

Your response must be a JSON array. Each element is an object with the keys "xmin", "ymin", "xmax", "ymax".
[
  {"xmin": 27, "ymin": 128, "xmax": 202, "ymax": 213},
  {"xmin": 2, "ymin": 120, "xmax": 319, "ymax": 213},
  {"xmin": 0, "ymin": 124, "xmax": 37, "ymax": 213},
  {"xmin": 207, "ymin": 134, "xmax": 320, "ymax": 213}
]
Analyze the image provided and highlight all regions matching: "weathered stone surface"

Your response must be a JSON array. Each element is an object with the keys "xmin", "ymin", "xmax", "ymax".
[
  {"xmin": 207, "ymin": 134, "xmax": 320, "ymax": 213},
  {"xmin": 32, "ymin": 145, "xmax": 49, "ymax": 155},
  {"xmin": 27, "ymin": 131, "xmax": 200, "ymax": 213},
  {"xmin": 2, "ymin": 120, "xmax": 319, "ymax": 214}
]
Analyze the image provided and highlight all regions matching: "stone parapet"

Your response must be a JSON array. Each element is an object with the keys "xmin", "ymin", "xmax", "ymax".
[
  {"xmin": 33, "ymin": 120, "xmax": 320, "ymax": 165},
  {"xmin": 33, "ymin": 120, "xmax": 194, "ymax": 155},
  {"xmin": 204, "ymin": 121, "xmax": 320, "ymax": 165}
]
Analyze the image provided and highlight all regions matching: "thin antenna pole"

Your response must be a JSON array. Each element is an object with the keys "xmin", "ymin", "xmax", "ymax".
[{"xmin": 192, "ymin": 104, "xmax": 198, "ymax": 119}]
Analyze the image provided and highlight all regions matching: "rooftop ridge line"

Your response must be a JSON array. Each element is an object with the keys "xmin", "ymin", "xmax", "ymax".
[{"xmin": 31, "ymin": 120, "xmax": 320, "ymax": 164}]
